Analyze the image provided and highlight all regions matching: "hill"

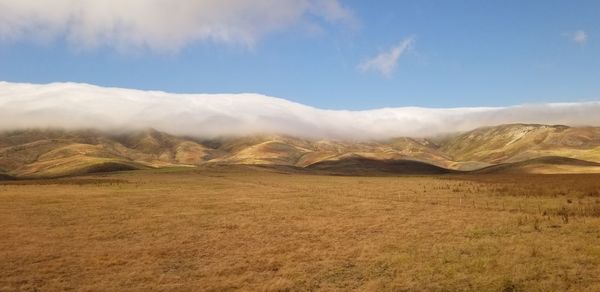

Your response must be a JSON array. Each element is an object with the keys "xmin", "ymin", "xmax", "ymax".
[
  {"xmin": 0, "ymin": 172, "xmax": 14, "ymax": 180},
  {"xmin": 306, "ymin": 155, "xmax": 452, "ymax": 175},
  {"xmin": 439, "ymin": 124, "xmax": 600, "ymax": 164},
  {"xmin": 474, "ymin": 156, "xmax": 600, "ymax": 174},
  {"xmin": 0, "ymin": 129, "xmax": 213, "ymax": 178},
  {"xmin": 2, "ymin": 124, "xmax": 600, "ymax": 177},
  {"xmin": 210, "ymin": 135, "xmax": 453, "ymax": 168}
]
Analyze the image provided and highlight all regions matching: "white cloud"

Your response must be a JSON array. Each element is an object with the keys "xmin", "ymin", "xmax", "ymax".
[
  {"xmin": 571, "ymin": 30, "xmax": 588, "ymax": 45},
  {"xmin": 573, "ymin": 30, "xmax": 588, "ymax": 44},
  {"xmin": 1, "ymin": 81, "xmax": 599, "ymax": 140},
  {"xmin": 0, "ymin": 0, "xmax": 353, "ymax": 52},
  {"xmin": 358, "ymin": 37, "xmax": 414, "ymax": 77}
]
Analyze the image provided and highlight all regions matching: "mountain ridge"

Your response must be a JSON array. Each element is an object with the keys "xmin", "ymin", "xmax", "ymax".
[{"xmin": 1, "ymin": 123, "xmax": 600, "ymax": 178}]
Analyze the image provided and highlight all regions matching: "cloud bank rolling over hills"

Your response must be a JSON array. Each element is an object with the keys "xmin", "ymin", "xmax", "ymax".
[{"xmin": 0, "ymin": 81, "xmax": 599, "ymax": 140}]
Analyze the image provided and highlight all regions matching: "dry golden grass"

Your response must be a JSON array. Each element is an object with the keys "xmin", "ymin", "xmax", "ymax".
[{"xmin": 1, "ymin": 167, "xmax": 600, "ymax": 291}]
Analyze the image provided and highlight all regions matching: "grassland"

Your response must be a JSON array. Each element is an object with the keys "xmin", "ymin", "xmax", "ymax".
[{"xmin": 1, "ymin": 167, "xmax": 600, "ymax": 291}]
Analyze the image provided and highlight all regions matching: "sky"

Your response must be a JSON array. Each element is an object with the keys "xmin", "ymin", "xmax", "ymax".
[{"xmin": 0, "ymin": 0, "xmax": 599, "ymax": 111}]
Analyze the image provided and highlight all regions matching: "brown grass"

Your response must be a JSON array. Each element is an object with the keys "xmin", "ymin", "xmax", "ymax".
[{"xmin": 1, "ymin": 168, "xmax": 600, "ymax": 291}]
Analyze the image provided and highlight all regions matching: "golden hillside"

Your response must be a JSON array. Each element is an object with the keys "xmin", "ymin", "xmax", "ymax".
[
  {"xmin": 2, "ymin": 124, "xmax": 600, "ymax": 178},
  {"xmin": 439, "ymin": 124, "xmax": 600, "ymax": 164}
]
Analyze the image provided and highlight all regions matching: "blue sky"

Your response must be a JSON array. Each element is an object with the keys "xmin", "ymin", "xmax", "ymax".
[{"xmin": 0, "ymin": 0, "xmax": 598, "ymax": 110}]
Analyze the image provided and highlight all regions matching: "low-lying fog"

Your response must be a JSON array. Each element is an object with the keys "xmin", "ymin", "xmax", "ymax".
[{"xmin": 1, "ymin": 81, "xmax": 599, "ymax": 139}]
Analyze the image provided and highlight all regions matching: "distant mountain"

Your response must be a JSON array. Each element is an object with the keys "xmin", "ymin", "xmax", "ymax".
[
  {"xmin": 439, "ymin": 124, "xmax": 600, "ymax": 164},
  {"xmin": 211, "ymin": 135, "xmax": 453, "ymax": 168},
  {"xmin": 0, "ymin": 129, "xmax": 213, "ymax": 177},
  {"xmin": 306, "ymin": 156, "xmax": 452, "ymax": 175},
  {"xmin": 474, "ymin": 156, "xmax": 600, "ymax": 174},
  {"xmin": 1, "ymin": 124, "xmax": 600, "ymax": 178},
  {"xmin": 0, "ymin": 171, "xmax": 13, "ymax": 180}
]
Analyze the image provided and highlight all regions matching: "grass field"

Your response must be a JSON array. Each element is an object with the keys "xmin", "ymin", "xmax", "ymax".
[{"xmin": 1, "ymin": 167, "xmax": 600, "ymax": 291}]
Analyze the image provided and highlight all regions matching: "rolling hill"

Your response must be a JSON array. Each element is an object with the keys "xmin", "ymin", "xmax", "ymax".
[
  {"xmin": 1, "ymin": 124, "xmax": 600, "ymax": 178},
  {"xmin": 474, "ymin": 156, "xmax": 600, "ymax": 174},
  {"xmin": 306, "ymin": 155, "xmax": 452, "ymax": 175},
  {"xmin": 0, "ymin": 129, "xmax": 214, "ymax": 178},
  {"xmin": 439, "ymin": 124, "xmax": 600, "ymax": 164},
  {"xmin": 0, "ymin": 171, "xmax": 13, "ymax": 180}
]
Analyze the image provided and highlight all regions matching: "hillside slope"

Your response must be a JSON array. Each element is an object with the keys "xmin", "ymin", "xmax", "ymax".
[
  {"xmin": 474, "ymin": 156, "xmax": 600, "ymax": 174},
  {"xmin": 439, "ymin": 124, "xmax": 600, "ymax": 164},
  {"xmin": 207, "ymin": 135, "xmax": 454, "ymax": 168},
  {"xmin": 2, "ymin": 124, "xmax": 600, "ymax": 177},
  {"xmin": 0, "ymin": 129, "xmax": 216, "ymax": 178},
  {"xmin": 306, "ymin": 155, "xmax": 452, "ymax": 175}
]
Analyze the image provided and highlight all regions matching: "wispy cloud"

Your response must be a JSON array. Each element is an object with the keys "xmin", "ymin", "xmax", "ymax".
[
  {"xmin": 566, "ymin": 30, "xmax": 588, "ymax": 45},
  {"xmin": 358, "ymin": 36, "xmax": 414, "ymax": 77},
  {"xmin": 0, "ymin": 0, "xmax": 353, "ymax": 52},
  {"xmin": 1, "ymin": 81, "xmax": 599, "ymax": 140}
]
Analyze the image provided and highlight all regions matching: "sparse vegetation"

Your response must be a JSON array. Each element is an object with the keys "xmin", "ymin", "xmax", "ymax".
[
  {"xmin": 2, "ymin": 124, "xmax": 600, "ymax": 179},
  {"xmin": 1, "ymin": 167, "xmax": 600, "ymax": 290}
]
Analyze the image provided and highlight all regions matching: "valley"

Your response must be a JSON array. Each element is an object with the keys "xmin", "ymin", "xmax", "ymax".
[
  {"xmin": 2, "ymin": 124, "xmax": 600, "ymax": 290},
  {"xmin": 1, "ymin": 167, "xmax": 600, "ymax": 290}
]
